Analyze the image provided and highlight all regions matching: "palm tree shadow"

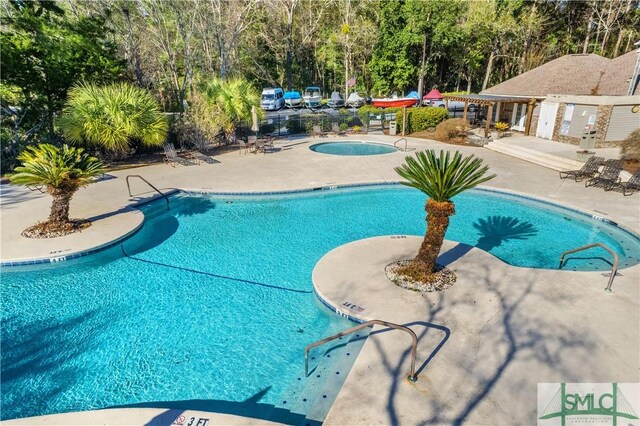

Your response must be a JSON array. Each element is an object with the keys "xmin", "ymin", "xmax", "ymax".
[
  {"xmin": 473, "ymin": 216, "xmax": 537, "ymax": 252},
  {"xmin": 438, "ymin": 216, "xmax": 537, "ymax": 266}
]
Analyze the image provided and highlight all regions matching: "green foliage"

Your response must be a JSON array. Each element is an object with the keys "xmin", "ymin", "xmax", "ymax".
[
  {"xmin": 407, "ymin": 108, "xmax": 449, "ymax": 133},
  {"xmin": 339, "ymin": 123, "xmax": 349, "ymax": 131},
  {"xmin": 259, "ymin": 123, "xmax": 276, "ymax": 135},
  {"xmin": 10, "ymin": 144, "xmax": 105, "ymax": 190},
  {"xmin": 395, "ymin": 150, "xmax": 495, "ymax": 202},
  {"xmin": 1, "ymin": 1, "xmax": 123, "ymax": 141},
  {"xmin": 58, "ymin": 83, "xmax": 168, "ymax": 156},
  {"xmin": 620, "ymin": 129, "xmax": 640, "ymax": 161},
  {"xmin": 198, "ymin": 78, "xmax": 262, "ymax": 138}
]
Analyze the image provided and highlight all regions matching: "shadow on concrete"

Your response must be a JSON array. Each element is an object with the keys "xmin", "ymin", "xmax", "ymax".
[
  {"xmin": 0, "ymin": 184, "xmax": 47, "ymax": 209},
  {"xmin": 116, "ymin": 387, "xmax": 306, "ymax": 426}
]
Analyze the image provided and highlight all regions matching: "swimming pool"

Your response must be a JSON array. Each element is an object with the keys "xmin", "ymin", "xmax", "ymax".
[
  {"xmin": 309, "ymin": 141, "xmax": 398, "ymax": 156},
  {"xmin": 2, "ymin": 185, "xmax": 639, "ymax": 421}
]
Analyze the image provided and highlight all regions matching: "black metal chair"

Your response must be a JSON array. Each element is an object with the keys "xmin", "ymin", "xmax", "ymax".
[
  {"xmin": 585, "ymin": 160, "xmax": 623, "ymax": 189},
  {"xmin": 559, "ymin": 156, "xmax": 604, "ymax": 181},
  {"xmin": 609, "ymin": 170, "xmax": 640, "ymax": 195}
]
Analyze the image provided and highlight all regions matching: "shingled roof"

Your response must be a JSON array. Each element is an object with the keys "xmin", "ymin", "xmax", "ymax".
[{"xmin": 482, "ymin": 51, "xmax": 639, "ymax": 97}]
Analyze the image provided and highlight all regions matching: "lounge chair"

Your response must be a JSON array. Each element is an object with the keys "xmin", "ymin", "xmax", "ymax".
[
  {"xmin": 559, "ymin": 156, "xmax": 604, "ymax": 181},
  {"xmin": 254, "ymin": 138, "xmax": 266, "ymax": 154},
  {"xmin": 163, "ymin": 143, "xmax": 196, "ymax": 167},
  {"xmin": 585, "ymin": 161, "xmax": 623, "ymax": 189},
  {"xmin": 609, "ymin": 170, "xmax": 640, "ymax": 195},
  {"xmin": 312, "ymin": 125, "xmax": 326, "ymax": 137},
  {"xmin": 331, "ymin": 122, "xmax": 346, "ymax": 136}
]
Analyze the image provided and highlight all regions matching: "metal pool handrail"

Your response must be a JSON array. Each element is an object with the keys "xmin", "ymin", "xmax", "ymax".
[
  {"xmin": 304, "ymin": 319, "xmax": 419, "ymax": 382},
  {"xmin": 559, "ymin": 243, "xmax": 619, "ymax": 292},
  {"xmin": 126, "ymin": 175, "xmax": 170, "ymax": 209},
  {"xmin": 394, "ymin": 138, "xmax": 408, "ymax": 151}
]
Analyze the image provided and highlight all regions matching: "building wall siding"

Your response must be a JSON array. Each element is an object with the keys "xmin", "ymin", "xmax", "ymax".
[{"xmin": 605, "ymin": 105, "xmax": 640, "ymax": 141}]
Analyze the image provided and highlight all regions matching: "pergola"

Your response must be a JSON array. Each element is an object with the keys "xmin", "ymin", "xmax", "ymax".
[{"xmin": 442, "ymin": 94, "xmax": 544, "ymax": 138}]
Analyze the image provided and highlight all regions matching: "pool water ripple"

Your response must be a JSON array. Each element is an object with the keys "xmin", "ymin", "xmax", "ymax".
[{"xmin": 2, "ymin": 185, "xmax": 638, "ymax": 420}]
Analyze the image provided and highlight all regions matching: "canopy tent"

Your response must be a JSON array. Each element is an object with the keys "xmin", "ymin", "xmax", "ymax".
[{"xmin": 423, "ymin": 89, "xmax": 443, "ymax": 100}]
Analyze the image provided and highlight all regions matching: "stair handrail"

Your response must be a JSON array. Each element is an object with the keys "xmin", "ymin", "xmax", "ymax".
[
  {"xmin": 559, "ymin": 242, "xmax": 619, "ymax": 292},
  {"xmin": 126, "ymin": 175, "xmax": 170, "ymax": 209},
  {"xmin": 394, "ymin": 137, "xmax": 408, "ymax": 151},
  {"xmin": 305, "ymin": 319, "xmax": 418, "ymax": 382}
]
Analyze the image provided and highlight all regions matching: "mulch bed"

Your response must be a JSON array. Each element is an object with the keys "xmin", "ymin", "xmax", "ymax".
[
  {"xmin": 385, "ymin": 260, "xmax": 457, "ymax": 292},
  {"xmin": 22, "ymin": 219, "xmax": 91, "ymax": 238}
]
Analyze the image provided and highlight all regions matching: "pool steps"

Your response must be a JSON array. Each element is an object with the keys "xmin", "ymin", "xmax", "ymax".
[
  {"xmin": 485, "ymin": 140, "xmax": 584, "ymax": 171},
  {"xmin": 273, "ymin": 329, "xmax": 370, "ymax": 425}
]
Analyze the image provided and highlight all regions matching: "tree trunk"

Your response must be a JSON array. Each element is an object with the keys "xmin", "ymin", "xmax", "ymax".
[
  {"xmin": 613, "ymin": 29, "xmax": 624, "ymax": 58},
  {"xmin": 583, "ymin": 9, "xmax": 595, "ymax": 53},
  {"xmin": 48, "ymin": 186, "xmax": 76, "ymax": 225},
  {"xmin": 482, "ymin": 50, "xmax": 495, "ymax": 91},
  {"xmin": 417, "ymin": 31, "xmax": 428, "ymax": 98},
  {"xmin": 414, "ymin": 199, "xmax": 455, "ymax": 272}
]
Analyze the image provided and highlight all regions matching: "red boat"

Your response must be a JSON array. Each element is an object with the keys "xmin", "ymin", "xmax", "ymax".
[{"xmin": 371, "ymin": 97, "xmax": 418, "ymax": 108}]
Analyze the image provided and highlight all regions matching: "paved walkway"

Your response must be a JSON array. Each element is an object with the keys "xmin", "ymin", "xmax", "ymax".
[
  {"xmin": 315, "ymin": 237, "xmax": 639, "ymax": 425},
  {"xmin": 1, "ymin": 134, "xmax": 638, "ymax": 425}
]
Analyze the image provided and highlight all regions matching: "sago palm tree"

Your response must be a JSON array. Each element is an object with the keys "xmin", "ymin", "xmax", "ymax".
[
  {"xmin": 58, "ymin": 83, "xmax": 168, "ymax": 156},
  {"xmin": 10, "ymin": 144, "xmax": 105, "ymax": 233},
  {"xmin": 395, "ymin": 150, "xmax": 496, "ymax": 276},
  {"xmin": 198, "ymin": 78, "xmax": 262, "ymax": 142}
]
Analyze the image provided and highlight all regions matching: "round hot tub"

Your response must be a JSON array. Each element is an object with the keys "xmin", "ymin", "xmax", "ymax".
[{"xmin": 309, "ymin": 141, "xmax": 398, "ymax": 156}]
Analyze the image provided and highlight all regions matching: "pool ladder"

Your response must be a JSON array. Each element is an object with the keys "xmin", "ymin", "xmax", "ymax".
[
  {"xmin": 394, "ymin": 138, "xmax": 408, "ymax": 151},
  {"xmin": 126, "ymin": 175, "xmax": 170, "ymax": 209},
  {"xmin": 559, "ymin": 242, "xmax": 619, "ymax": 292},
  {"xmin": 305, "ymin": 319, "xmax": 419, "ymax": 382}
]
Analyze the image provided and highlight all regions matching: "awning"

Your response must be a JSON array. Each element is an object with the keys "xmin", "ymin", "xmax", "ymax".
[{"xmin": 423, "ymin": 89, "xmax": 443, "ymax": 100}]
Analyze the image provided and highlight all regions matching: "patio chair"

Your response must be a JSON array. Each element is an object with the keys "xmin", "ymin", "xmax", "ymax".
[
  {"xmin": 559, "ymin": 156, "xmax": 604, "ymax": 181},
  {"xmin": 585, "ymin": 161, "xmax": 623, "ymax": 189},
  {"xmin": 331, "ymin": 122, "xmax": 346, "ymax": 136},
  {"xmin": 236, "ymin": 138, "xmax": 253, "ymax": 155},
  {"xmin": 254, "ymin": 138, "xmax": 266, "ymax": 154},
  {"xmin": 609, "ymin": 170, "xmax": 640, "ymax": 196},
  {"xmin": 163, "ymin": 143, "xmax": 196, "ymax": 167},
  {"xmin": 312, "ymin": 125, "xmax": 326, "ymax": 137}
]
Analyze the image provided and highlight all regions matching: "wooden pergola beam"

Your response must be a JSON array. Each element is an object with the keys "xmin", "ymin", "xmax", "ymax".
[
  {"xmin": 524, "ymin": 100, "xmax": 535, "ymax": 136},
  {"xmin": 485, "ymin": 102, "xmax": 494, "ymax": 138}
]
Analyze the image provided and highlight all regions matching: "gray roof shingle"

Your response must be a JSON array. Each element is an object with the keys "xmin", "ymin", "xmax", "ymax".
[{"xmin": 481, "ymin": 51, "xmax": 639, "ymax": 97}]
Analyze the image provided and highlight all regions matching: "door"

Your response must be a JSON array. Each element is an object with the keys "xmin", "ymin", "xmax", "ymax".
[
  {"xmin": 511, "ymin": 104, "xmax": 527, "ymax": 132},
  {"xmin": 536, "ymin": 101, "xmax": 559, "ymax": 139}
]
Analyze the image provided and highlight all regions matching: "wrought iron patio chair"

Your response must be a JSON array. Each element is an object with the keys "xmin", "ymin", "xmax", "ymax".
[
  {"xmin": 163, "ymin": 143, "xmax": 196, "ymax": 167},
  {"xmin": 559, "ymin": 156, "xmax": 604, "ymax": 181},
  {"xmin": 609, "ymin": 170, "xmax": 640, "ymax": 195},
  {"xmin": 585, "ymin": 160, "xmax": 623, "ymax": 189}
]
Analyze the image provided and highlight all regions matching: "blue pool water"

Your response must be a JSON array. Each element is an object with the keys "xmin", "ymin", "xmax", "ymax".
[
  {"xmin": 309, "ymin": 141, "xmax": 398, "ymax": 155},
  {"xmin": 2, "ymin": 185, "xmax": 639, "ymax": 421}
]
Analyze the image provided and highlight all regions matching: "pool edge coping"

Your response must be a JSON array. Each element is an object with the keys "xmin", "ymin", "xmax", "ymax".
[{"xmin": 2, "ymin": 182, "xmax": 637, "ymax": 267}]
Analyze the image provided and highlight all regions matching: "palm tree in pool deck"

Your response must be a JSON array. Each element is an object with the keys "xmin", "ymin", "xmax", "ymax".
[
  {"xmin": 395, "ymin": 150, "xmax": 495, "ymax": 277},
  {"xmin": 10, "ymin": 144, "xmax": 105, "ymax": 235}
]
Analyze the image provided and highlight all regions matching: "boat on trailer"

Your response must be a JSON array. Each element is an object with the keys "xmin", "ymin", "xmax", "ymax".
[
  {"xmin": 371, "ymin": 95, "xmax": 419, "ymax": 108},
  {"xmin": 303, "ymin": 86, "xmax": 322, "ymax": 108},
  {"xmin": 284, "ymin": 91, "xmax": 303, "ymax": 108}
]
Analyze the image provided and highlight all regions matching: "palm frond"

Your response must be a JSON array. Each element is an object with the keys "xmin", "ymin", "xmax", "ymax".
[
  {"xmin": 395, "ymin": 150, "xmax": 496, "ymax": 201},
  {"xmin": 10, "ymin": 144, "xmax": 105, "ymax": 189},
  {"xmin": 58, "ymin": 83, "xmax": 168, "ymax": 153}
]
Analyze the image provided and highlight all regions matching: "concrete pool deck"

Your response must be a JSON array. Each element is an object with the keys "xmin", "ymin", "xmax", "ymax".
[{"xmin": 1, "ymin": 134, "xmax": 639, "ymax": 425}]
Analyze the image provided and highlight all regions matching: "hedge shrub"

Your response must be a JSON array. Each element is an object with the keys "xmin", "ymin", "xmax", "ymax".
[{"xmin": 358, "ymin": 106, "xmax": 448, "ymax": 133}]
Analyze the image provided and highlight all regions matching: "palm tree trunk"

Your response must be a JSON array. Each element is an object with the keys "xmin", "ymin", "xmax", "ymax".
[
  {"xmin": 414, "ymin": 199, "xmax": 455, "ymax": 272},
  {"xmin": 48, "ymin": 187, "xmax": 75, "ymax": 225}
]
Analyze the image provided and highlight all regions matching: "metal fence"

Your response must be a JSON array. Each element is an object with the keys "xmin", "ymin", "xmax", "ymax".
[{"xmin": 236, "ymin": 109, "xmax": 363, "ymax": 138}]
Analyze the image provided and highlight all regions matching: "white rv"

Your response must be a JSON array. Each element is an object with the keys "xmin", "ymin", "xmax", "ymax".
[{"xmin": 260, "ymin": 88, "xmax": 285, "ymax": 111}]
